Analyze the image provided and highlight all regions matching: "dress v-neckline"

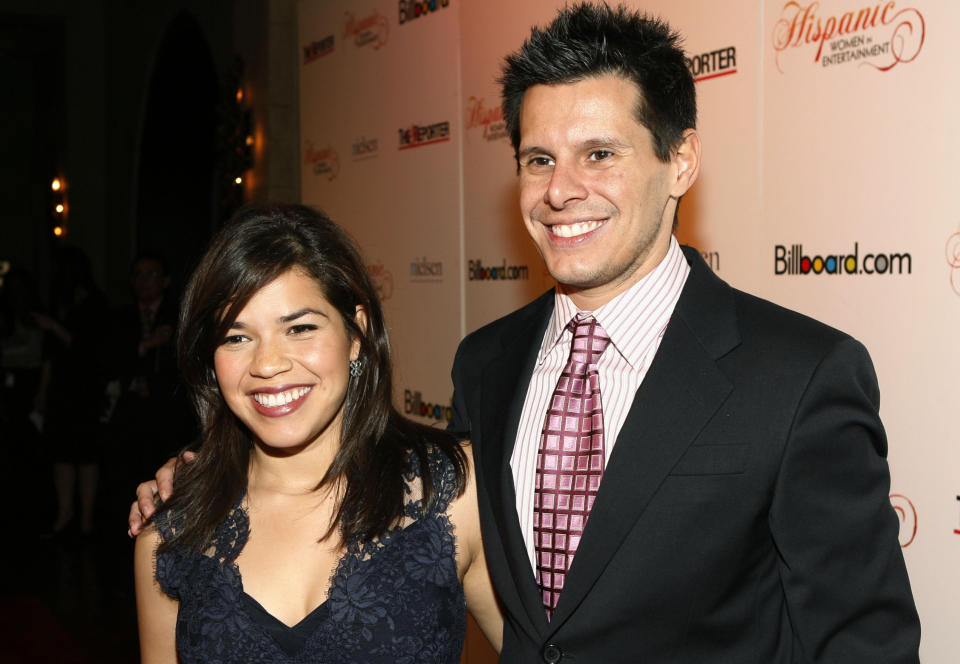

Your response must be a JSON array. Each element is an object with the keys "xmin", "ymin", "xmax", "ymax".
[
  {"xmin": 241, "ymin": 587, "xmax": 332, "ymax": 631},
  {"xmin": 228, "ymin": 513, "xmax": 432, "ymax": 654},
  {"xmin": 240, "ymin": 590, "xmax": 331, "ymax": 656}
]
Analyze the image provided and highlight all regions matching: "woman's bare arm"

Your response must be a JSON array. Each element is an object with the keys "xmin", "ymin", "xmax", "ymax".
[
  {"xmin": 134, "ymin": 527, "xmax": 179, "ymax": 663},
  {"xmin": 449, "ymin": 442, "xmax": 503, "ymax": 652}
]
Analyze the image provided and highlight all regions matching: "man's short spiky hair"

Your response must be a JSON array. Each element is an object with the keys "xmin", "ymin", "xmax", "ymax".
[{"xmin": 499, "ymin": 2, "xmax": 696, "ymax": 164}]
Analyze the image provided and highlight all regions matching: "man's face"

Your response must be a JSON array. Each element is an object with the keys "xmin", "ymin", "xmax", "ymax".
[{"xmin": 517, "ymin": 74, "xmax": 695, "ymax": 308}]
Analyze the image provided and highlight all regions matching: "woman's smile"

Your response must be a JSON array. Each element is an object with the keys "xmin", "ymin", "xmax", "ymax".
[{"xmin": 250, "ymin": 385, "xmax": 313, "ymax": 416}]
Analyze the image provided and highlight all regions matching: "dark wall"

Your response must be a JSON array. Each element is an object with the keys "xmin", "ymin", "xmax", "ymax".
[
  {"xmin": 0, "ymin": 0, "xmax": 241, "ymax": 304},
  {"xmin": 0, "ymin": 14, "xmax": 66, "ymax": 301},
  {"xmin": 135, "ymin": 12, "xmax": 219, "ymax": 290}
]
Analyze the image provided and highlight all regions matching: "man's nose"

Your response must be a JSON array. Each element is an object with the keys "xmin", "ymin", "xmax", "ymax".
[{"xmin": 545, "ymin": 162, "xmax": 588, "ymax": 209}]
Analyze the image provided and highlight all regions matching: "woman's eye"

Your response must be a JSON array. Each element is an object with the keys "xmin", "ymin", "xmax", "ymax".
[
  {"xmin": 221, "ymin": 334, "xmax": 247, "ymax": 346},
  {"xmin": 289, "ymin": 324, "xmax": 317, "ymax": 335}
]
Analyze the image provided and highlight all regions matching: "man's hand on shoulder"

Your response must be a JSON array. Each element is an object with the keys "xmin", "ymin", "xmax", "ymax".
[{"xmin": 127, "ymin": 451, "xmax": 195, "ymax": 537}]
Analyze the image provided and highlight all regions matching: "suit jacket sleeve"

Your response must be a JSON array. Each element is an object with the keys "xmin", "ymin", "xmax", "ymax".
[
  {"xmin": 769, "ymin": 337, "xmax": 920, "ymax": 662},
  {"xmin": 447, "ymin": 340, "xmax": 472, "ymax": 441}
]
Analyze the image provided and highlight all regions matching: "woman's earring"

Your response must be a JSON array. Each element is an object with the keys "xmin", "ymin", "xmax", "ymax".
[{"xmin": 349, "ymin": 358, "xmax": 363, "ymax": 378}]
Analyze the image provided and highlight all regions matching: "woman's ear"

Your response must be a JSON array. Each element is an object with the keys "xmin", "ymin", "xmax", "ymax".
[{"xmin": 351, "ymin": 305, "xmax": 367, "ymax": 361}]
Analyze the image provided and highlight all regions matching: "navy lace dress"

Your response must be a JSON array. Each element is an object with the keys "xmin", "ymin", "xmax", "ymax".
[{"xmin": 153, "ymin": 450, "xmax": 466, "ymax": 663}]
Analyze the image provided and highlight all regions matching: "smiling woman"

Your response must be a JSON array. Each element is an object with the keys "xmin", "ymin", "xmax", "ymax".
[
  {"xmin": 213, "ymin": 270, "xmax": 360, "ymax": 453},
  {"xmin": 133, "ymin": 204, "xmax": 501, "ymax": 663}
]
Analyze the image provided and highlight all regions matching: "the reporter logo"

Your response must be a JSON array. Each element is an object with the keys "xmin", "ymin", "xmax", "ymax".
[
  {"xmin": 686, "ymin": 46, "xmax": 738, "ymax": 82},
  {"xmin": 303, "ymin": 35, "xmax": 334, "ymax": 63},
  {"xmin": 398, "ymin": 121, "xmax": 450, "ymax": 150}
]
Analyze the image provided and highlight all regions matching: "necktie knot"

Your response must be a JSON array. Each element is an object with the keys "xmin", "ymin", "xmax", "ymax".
[{"xmin": 566, "ymin": 314, "xmax": 611, "ymax": 368}]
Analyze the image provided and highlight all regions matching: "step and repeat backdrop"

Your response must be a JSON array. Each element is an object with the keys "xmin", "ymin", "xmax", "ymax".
[{"xmin": 298, "ymin": 1, "xmax": 958, "ymax": 660}]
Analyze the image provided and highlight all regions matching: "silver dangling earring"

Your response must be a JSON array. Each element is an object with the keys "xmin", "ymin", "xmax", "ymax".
[{"xmin": 349, "ymin": 358, "xmax": 363, "ymax": 378}]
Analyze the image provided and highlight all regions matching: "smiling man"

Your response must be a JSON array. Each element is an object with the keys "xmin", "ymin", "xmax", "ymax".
[{"xmin": 448, "ymin": 3, "xmax": 920, "ymax": 663}]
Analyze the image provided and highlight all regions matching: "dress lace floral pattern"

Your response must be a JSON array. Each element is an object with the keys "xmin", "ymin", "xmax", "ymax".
[{"xmin": 154, "ymin": 449, "xmax": 466, "ymax": 663}]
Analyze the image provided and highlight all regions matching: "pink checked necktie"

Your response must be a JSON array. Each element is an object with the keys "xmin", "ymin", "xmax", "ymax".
[{"xmin": 534, "ymin": 314, "xmax": 611, "ymax": 619}]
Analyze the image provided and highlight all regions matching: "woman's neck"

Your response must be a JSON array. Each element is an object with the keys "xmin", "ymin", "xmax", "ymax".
[{"xmin": 247, "ymin": 435, "xmax": 340, "ymax": 497}]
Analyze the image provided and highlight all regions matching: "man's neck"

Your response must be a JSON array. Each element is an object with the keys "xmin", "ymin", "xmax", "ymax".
[{"xmin": 560, "ymin": 236, "xmax": 674, "ymax": 311}]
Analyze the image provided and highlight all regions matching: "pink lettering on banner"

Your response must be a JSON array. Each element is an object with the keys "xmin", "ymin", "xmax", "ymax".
[
  {"xmin": 772, "ymin": 1, "xmax": 925, "ymax": 73},
  {"xmin": 465, "ymin": 96, "xmax": 507, "ymax": 141},
  {"xmin": 889, "ymin": 494, "xmax": 917, "ymax": 548},
  {"xmin": 466, "ymin": 97, "xmax": 502, "ymax": 134},
  {"xmin": 946, "ymin": 231, "xmax": 960, "ymax": 296},
  {"xmin": 367, "ymin": 262, "xmax": 394, "ymax": 301},
  {"xmin": 344, "ymin": 10, "xmax": 389, "ymax": 50},
  {"xmin": 304, "ymin": 142, "xmax": 340, "ymax": 181}
]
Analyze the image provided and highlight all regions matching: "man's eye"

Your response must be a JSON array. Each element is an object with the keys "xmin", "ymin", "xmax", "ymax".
[
  {"xmin": 527, "ymin": 156, "xmax": 554, "ymax": 168},
  {"xmin": 588, "ymin": 150, "xmax": 613, "ymax": 161}
]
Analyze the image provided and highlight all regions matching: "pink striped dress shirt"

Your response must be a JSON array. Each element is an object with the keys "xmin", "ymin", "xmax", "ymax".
[{"xmin": 510, "ymin": 236, "xmax": 691, "ymax": 571}]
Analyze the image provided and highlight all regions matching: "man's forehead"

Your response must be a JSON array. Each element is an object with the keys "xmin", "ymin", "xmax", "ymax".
[{"xmin": 517, "ymin": 76, "xmax": 646, "ymax": 142}]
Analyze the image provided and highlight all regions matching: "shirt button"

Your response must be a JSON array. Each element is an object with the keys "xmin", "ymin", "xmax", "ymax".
[{"xmin": 542, "ymin": 643, "xmax": 563, "ymax": 663}]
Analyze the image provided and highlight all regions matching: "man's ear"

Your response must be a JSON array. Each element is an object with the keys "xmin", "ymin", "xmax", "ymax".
[
  {"xmin": 351, "ymin": 305, "xmax": 367, "ymax": 361},
  {"xmin": 670, "ymin": 129, "xmax": 701, "ymax": 198}
]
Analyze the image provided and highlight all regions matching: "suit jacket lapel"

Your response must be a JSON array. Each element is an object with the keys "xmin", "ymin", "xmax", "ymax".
[
  {"xmin": 478, "ymin": 291, "xmax": 554, "ymax": 636},
  {"xmin": 550, "ymin": 247, "xmax": 741, "ymax": 627}
]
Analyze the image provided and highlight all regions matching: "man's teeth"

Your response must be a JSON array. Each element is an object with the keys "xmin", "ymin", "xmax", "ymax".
[
  {"xmin": 253, "ymin": 387, "xmax": 311, "ymax": 408},
  {"xmin": 550, "ymin": 220, "xmax": 602, "ymax": 238}
]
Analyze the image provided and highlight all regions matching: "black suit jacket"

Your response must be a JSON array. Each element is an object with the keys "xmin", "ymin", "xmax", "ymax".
[{"xmin": 450, "ymin": 247, "xmax": 919, "ymax": 663}]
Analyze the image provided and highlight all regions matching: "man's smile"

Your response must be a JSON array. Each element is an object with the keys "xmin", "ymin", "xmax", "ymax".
[{"xmin": 548, "ymin": 220, "xmax": 606, "ymax": 238}]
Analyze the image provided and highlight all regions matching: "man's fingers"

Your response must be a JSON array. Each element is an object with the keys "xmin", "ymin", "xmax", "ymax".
[
  {"xmin": 129, "ymin": 480, "xmax": 156, "ymax": 537},
  {"xmin": 128, "ymin": 500, "xmax": 144, "ymax": 537},
  {"xmin": 129, "ymin": 452, "xmax": 196, "ymax": 536},
  {"xmin": 156, "ymin": 455, "xmax": 182, "ymax": 502},
  {"xmin": 136, "ymin": 479, "xmax": 160, "ymax": 522}
]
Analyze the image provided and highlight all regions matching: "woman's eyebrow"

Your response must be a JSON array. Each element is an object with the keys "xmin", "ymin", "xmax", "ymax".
[{"xmin": 278, "ymin": 308, "xmax": 326, "ymax": 324}]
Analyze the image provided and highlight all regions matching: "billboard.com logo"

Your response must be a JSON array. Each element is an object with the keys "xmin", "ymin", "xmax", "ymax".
[{"xmin": 775, "ymin": 243, "xmax": 911, "ymax": 276}]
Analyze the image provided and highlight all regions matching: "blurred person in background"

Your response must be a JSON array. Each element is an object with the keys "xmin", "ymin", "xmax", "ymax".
[
  {"xmin": 0, "ymin": 267, "xmax": 47, "ymax": 530},
  {"xmin": 106, "ymin": 253, "xmax": 195, "ymax": 479},
  {"xmin": 0, "ymin": 266, "xmax": 46, "ymax": 435},
  {"xmin": 34, "ymin": 245, "xmax": 108, "ymax": 536}
]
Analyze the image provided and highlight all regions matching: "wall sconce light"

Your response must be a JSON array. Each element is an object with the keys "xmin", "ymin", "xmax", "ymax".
[
  {"xmin": 217, "ymin": 58, "xmax": 255, "ymax": 219},
  {"xmin": 50, "ymin": 175, "xmax": 68, "ymax": 237}
]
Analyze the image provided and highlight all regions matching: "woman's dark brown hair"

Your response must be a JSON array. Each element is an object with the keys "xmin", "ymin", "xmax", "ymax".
[{"xmin": 157, "ymin": 203, "xmax": 465, "ymax": 552}]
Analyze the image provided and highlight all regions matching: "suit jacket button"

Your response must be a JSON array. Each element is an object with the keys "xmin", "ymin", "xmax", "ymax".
[{"xmin": 542, "ymin": 643, "xmax": 563, "ymax": 663}]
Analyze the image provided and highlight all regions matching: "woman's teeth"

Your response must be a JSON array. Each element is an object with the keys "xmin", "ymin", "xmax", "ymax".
[{"xmin": 253, "ymin": 387, "xmax": 311, "ymax": 408}]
